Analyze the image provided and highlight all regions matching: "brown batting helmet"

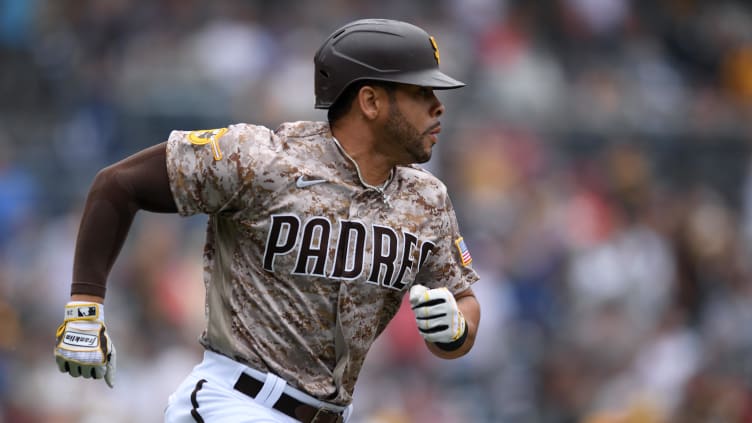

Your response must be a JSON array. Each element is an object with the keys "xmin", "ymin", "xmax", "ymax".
[{"xmin": 314, "ymin": 19, "xmax": 466, "ymax": 109}]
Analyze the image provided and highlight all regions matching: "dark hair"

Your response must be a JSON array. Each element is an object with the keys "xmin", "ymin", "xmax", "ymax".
[{"xmin": 327, "ymin": 80, "xmax": 397, "ymax": 125}]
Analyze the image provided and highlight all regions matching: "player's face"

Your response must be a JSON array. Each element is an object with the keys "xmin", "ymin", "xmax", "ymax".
[{"xmin": 383, "ymin": 85, "xmax": 445, "ymax": 164}]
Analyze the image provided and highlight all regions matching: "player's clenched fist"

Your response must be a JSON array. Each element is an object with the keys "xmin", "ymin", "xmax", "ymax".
[
  {"xmin": 409, "ymin": 285, "xmax": 467, "ymax": 347},
  {"xmin": 54, "ymin": 302, "xmax": 116, "ymax": 388}
]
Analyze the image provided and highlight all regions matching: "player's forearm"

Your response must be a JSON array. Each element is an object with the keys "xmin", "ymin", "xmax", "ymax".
[
  {"xmin": 426, "ymin": 292, "xmax": 480, "ymax": 359},
  {"xmin": 70, "ymin": 143, "xmax": 176, "ymax": 299}
]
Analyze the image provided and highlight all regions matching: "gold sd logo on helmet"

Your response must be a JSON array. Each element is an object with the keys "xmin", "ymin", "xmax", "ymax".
[{"xmin": 429, "ymin": 36, "xmax": 440, "ymax": 64}]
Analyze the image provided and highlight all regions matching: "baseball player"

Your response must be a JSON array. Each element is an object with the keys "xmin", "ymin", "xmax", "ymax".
[{"xmin": 54, "ymin": 19, "xmax": 480, "ymax": 423}]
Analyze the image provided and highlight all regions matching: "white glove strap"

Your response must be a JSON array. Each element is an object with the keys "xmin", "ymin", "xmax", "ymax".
[{"xmin": 65, "ymin": 301, "xmax": 104, "ymax": 322}]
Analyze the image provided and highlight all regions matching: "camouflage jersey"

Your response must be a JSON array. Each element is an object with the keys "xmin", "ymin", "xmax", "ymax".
[{"xmin": 165, "ymin": 121, "xmax": 479, "ymax": 405}]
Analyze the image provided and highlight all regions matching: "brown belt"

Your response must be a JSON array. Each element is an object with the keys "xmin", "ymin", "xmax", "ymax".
[{"xmin": 233, "ymin": 372, "xmax": 344, "ymax": 423}]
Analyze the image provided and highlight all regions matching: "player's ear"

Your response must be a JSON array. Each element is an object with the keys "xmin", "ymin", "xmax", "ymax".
[{"xmin": 356, "ymin": 85, "xmax": 381, "ymax": 121}]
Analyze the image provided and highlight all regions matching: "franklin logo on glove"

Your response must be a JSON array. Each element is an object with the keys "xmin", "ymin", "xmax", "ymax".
[{"xmin": 63, "ymin": 332, "xmax": 98, "ymax": 347}]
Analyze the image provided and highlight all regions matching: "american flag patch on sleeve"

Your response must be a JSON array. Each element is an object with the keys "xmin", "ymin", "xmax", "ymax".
[{"xmin": 454, "ymin": 237, "xmax": 472, "ymax": 266}]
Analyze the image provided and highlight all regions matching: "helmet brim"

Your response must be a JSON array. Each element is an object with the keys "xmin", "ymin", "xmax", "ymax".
[{"xmin": 381, "ymin": 68, "xmax": 466, "ymax": 90}]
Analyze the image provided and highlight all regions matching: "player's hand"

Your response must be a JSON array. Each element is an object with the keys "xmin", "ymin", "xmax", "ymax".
[
  {"xmin": 54, "ymin": 302, "xmax": 116, "ymax": 388},
  {"xmin": 409, "ymin": 284, "xmax": 466, "ymax": 344}
]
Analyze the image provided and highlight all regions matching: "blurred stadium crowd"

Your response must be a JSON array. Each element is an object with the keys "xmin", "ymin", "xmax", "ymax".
[{"xmin": 2, "ymin": 0, "xmax": 752, "ymax": 422}]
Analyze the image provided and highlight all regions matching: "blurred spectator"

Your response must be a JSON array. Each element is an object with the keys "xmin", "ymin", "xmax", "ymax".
[{"xmin": 0, "ymin": 138, "xmax": 39, "ymax": 253}]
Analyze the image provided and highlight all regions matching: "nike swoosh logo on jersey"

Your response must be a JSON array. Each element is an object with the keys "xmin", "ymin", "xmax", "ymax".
[{"xmin": 296, "ymin": 176, "xmax": 327, "ymax": 188}]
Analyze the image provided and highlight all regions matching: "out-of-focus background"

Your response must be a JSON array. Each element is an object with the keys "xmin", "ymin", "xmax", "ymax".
[{"xmin": 2, "ymin": 0, "xmax": 752, "ymax": 422}]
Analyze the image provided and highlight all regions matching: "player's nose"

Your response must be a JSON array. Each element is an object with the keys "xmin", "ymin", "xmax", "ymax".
[{"xmin": 431, "ymin": 95, "xmax": 445, "ymax": 118}]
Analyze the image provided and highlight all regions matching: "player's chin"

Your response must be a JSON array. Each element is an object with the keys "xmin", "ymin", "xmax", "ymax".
[
  {"xmin": 412, "ymin": 148, "xmax": 433, "ymax": 164},
  {"xmin": 423, "ymin": 139, "xmax": 436, "ymax": 160},
  {"xmin": 405, "ymin": 138, "xmax": 433, "ymax": 164}
]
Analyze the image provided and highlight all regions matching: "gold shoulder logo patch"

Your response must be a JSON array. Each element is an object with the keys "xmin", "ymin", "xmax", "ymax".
[
  {"xmin": 429, "ymin": 36, "xmax": 440, "ymax": 65},
  {"xmin": 188, "ymin": 128, "xmax": 228, "ymax": 161}
]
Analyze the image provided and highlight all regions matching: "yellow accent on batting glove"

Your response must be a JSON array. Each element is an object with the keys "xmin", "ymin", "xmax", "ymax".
[
  {"xmin": 409, "ymin": 284, "xmax": 466, "ymax": 344},
  {"xmin": 54, "ymin": 301, "xmax": 116, "ymax": 388}
]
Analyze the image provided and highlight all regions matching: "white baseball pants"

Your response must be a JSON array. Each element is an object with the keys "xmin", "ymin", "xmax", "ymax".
[{"xmin": 164, "ymin": 350, "xmax": 351, "ymax": 423}]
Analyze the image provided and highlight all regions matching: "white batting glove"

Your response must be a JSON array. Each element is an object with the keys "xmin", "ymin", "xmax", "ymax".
[
  {"xmin": 54, "ymin": 301, "xmax": 116, "ymax": 388},
  {"xmin": 409, "ymin": 284, "xmax": 466, "ymax": 345}
]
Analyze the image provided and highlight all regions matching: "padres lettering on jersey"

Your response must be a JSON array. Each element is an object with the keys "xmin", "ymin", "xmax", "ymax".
[{"xmin": 263, "ymin": 214, "xmax": 435, "ymax": 290}]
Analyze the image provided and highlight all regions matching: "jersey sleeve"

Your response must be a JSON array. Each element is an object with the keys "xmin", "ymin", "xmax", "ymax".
[
  {"xmin": 165, "ymin": 124, "xmax": 271, "ymax": 216},
  {"xmin": 415, "ymin": 189, "xmax": 480, "ymax": 294}
]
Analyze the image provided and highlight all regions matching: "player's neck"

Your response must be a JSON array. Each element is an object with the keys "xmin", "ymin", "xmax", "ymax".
[{"xmin": 331, "ymin": 127, "xmax": 394, "ymax": 187}]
